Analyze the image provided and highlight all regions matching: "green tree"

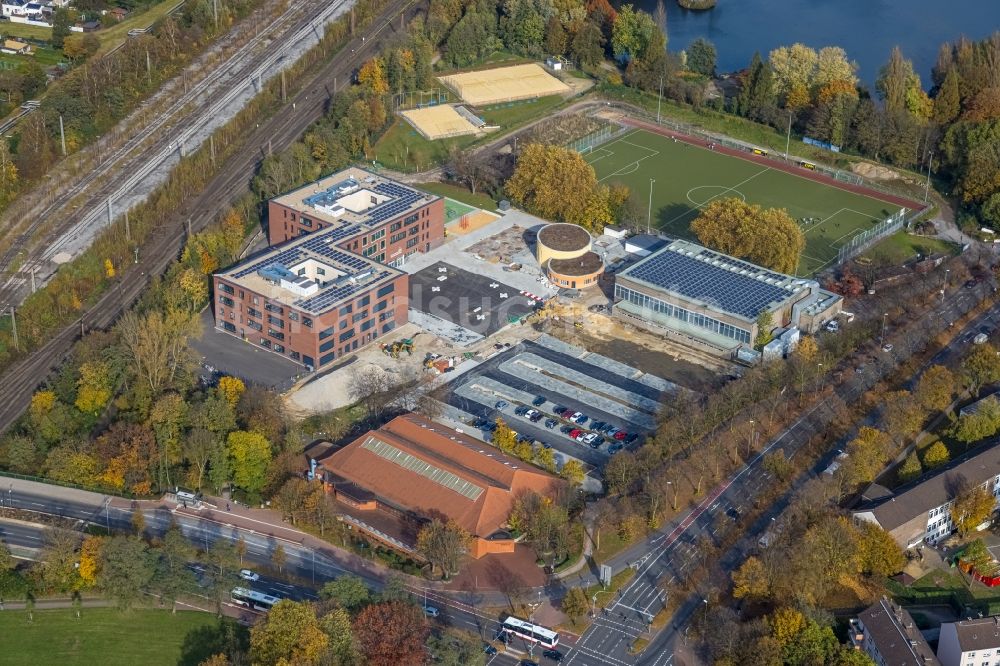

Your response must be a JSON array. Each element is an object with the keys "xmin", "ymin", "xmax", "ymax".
[
  {"xmin": 544, "ymin": 16, "xmax": 567, "ymax": 56},
  {"xmin": 738, "ymin": 52, "xmax": 777, "ymax": 121},
  {"xmin": 690, "ymin": 197, "xmax": 804, "ymax": 273},
  {"xmin": 951, "ymin": 481, "xmax": 996, "ymax": 536},
  {"xmin": 99, "ymin": 536, "xmax": 156, "ymax": 610},
  {"xmin": 250, "ymin": 600, "xmax": 329, "ymax": 666},
  {"xmin": 570, "ymin": 21, "xmax": 604, "ymax": 68},
  {"xmin": 320, "ymin": 574, "xmax": 371, "ymax": 612},
  {"xmin": 611, "ymin": 4, "xmax": 656, "ymax": 62},
  {"xmin": 226, "ymin": 430, "xmax": 272, "ymax": 493},
  {"xmin": 500, "ymin": 0, "xmax": 548, "ymax": 56},
  {"xmin": 561, "ymin": 587, "xmax": 589, "ymax": 625},
  {"xmin": 271, "ymin": 544, "xmax": 286, "ymax": 573},
  {"xmin": 755, "ymin": 310, "xmax": 775, "ymax": 349},
  {"xmin": 319, "ymin": 607, "xmax": 360, "ymax": 666},
  {"xmin": 933, "ymin": 67, "xmax": 962, "ymax": 124},
  {"xmin": 0, "ymin": 540, "xmax": 14, "ymax": 572},
  {"xmin": 416, "ymin": 519, "xmax": 470, "ymax": 579},
  {"xmin": 769, "ymin": 43, "xmax": 818, "ymax": 105},
  {"xmin": 922, "ymin": 441, "xmax": 951, "ymax": 469},
  {"xmin": 51, "ymin": 8, "xmax": 72, "ymax": 48},
  {"xmin": 686, "ymin": 38, "xmax": 716, "ymax": 77},
  {"xmin": 951, "ymin": 398, "xmax": 1000, "ymax": 445},
  {"xmin": 876, "ymin": 46, "xmax": 922, "ymax": 116},
  {"xmin": 897, "ymin": 451, "xmax": 922, "ymax": 482}
]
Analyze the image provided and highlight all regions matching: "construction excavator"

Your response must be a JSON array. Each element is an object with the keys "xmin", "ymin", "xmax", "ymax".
[{"xmin": 381, "ymin": 338, "xmax": 415, "ymax": 358}]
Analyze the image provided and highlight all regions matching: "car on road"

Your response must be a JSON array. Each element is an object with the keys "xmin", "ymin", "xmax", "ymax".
[
  {"xmin": 423, "ymin": 605, "xmax": 440, "ymax": 618},
  {"xmin": 542, "ymin": 649, "xmax": 564, "ymax": 662},
  {"xmin": 882, "ymin": 343, "xmax": 894, "ymax": 352},
  {"xmin": 239, "ymin": 569, "xmax": 260, "ymax": 582},
  {"xmin": 544, "ymin": 418, "xmax": 558, "ymax": 429},
  {"xmin": 495, "ymin": 400, "xmax": 509, "ymax": 410},
  {"xmin": 608, "ymin": 443, "xmax": 624, "ymax": 454},
  {"xmin": 483, "ymin": 644, "xmax": 498, "ymax": 656},
  {"xmin": 532, "ymin": 395, "xmax": 546, "ymax": 406}
]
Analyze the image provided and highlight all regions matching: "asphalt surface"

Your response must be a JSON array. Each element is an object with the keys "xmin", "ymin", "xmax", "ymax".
[
  {"xmin": 444, "ymin": 339, "xmax": 668, "ymax": 467},
  {"xmin": 0, "ymin": 0, "xmax": 420, "ymax": 436},
  {"xmin": 191, "ymin": 309, "xmax": 304, "ymax": 390}
]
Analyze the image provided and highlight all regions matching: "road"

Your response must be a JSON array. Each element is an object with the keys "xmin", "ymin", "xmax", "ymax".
[{"xmin": 0, "ymin": 0, "xmax": 419, "ymax": 436}]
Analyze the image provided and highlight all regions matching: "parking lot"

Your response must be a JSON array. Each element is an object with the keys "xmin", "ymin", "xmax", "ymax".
[
  {"xmin": 441, "ymin": 334, "xmax": 677, "ymax": 467},
  {"xmin": 408, "ymin": 262, "xmax": 542, "ymax": 342}
]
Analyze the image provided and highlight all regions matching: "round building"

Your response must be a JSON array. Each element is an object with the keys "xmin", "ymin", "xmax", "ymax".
[{"xmin": 535, "ymin": 222, "xmax": 604, "ymax": 289}]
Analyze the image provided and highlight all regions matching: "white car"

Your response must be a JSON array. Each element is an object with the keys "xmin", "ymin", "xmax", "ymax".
[
  {"xmin": 882, "ymin": 343, "xmax": 894, "ymax": 352},
  {"xmin": 582, "ymin": 433, "xmax": 600, "ymax": 446},
  {"xmin": 239, "ymin": 569, "xmax": 260, "ymax": 582}
]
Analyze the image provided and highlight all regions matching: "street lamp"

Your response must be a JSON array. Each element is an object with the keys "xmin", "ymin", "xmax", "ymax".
[
  {"xmin": 657, "ymin": 75, "xmax": 664, "ymax": 124},
  {"xmin": 747, "ymin": 420, "xmax": 755, "ymax": 457},
  {"xmin": 923, "ymin": 150, "xmax": 934, "ymax": 203},
  {"xmin": 647, "ymin": 179, "xmax": 656, "ymax": 234},
  {"xmin": 879, "ymin": 313, "xmax": 889, "ymax": 348},
  {"xmin": 784, "ymin": 110, "xmax": 793, "ymax": 161}
]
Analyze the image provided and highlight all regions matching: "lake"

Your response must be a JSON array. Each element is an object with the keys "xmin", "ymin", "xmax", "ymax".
[{"xmin": 630, "ymin": 0, "xmax": 1000, "ymax": 85}]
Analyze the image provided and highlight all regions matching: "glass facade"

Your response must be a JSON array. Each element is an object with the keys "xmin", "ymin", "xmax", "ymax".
[{"xmin": 615, "ymin": 284, "xmax": 751, "ymax": 344}]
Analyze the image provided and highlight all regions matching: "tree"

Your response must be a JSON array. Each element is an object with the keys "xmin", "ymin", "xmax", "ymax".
[
  {"xmin": 855, "ymin": 521, "xmax": 905, "ymax": 576},
  {"xmin": 226, "ymin": 430, "xmax": 272, "ymax": 493},
  {"xmin": 51, "ymin": 8, "xmax": 72, "ymax": 48},
  {"xmin": 319, "ymin": 607, "xmax": 360, "ymax": 666},
  {"xmin": 320, "ymin": 574, "xmax": 371, "ymax": 612},
  {"xmin": 915, "ymin": 365, "xmax": 956, "ymax": 413},
  {"xmin": 962, "ymin": 343, "xmax": 1000, "ymax": 396},
  {"xmin": 561, "ymin": 587, "xmax": 589, "ymax": 624},
  {"xmin": 117, "ymin": 309, "xmax": 199, "ymax": 397},
  {"xmin": 950, "ymin": 481, "xmax": 996, "ymax": 536},
  {"xmin": 544, "ymin": 16, "xmax": 567, "ymax": 56},
  {"xmin": 99, "ymin": 536, "xmax": 156, "ymax": 610},
  {"xmin": 271, "ymin": 544, "xmax": 286, "ymax": 573},
  {"xmin": 535, "ymin": 445, "xmax": 557, "ymax": 473},
  {"xmin": 731, "ymin": 556, "xmax": 770, "ymax": 601},
  {"xmin": 131, "ymin": 509, "xmax": 146, "ymax": 537},
  {"xmin": 357, "ymin": 58, "xmax": 389, "ymax": 94},
  {"xmin": 216, "ymin": 376, "xmax": 245, "ymax": 407},
  {"xmin": 951, "ymin": 397, "xmax": 1000, "ymax": 445},
  {"xmin": 74, "ymin": 360, "xmax": 113, "ymax": 415},
  {"xmin": 922, "ymin": 441, "xmax": 951, "ymax": 469},
  {"xmin": 347, "ymin": 366, "xmax": 394, "ymax": 421},
  {"xmin": 561, "ymin": 458, "xmax": 585, "ymax": 486},
  {"xmin": 490, "ymin": 418, "xmax": 515, "ymax": 454},
  {"xmin": 738, "ymin": 52, "xmax": 777, "ymax": 121},
  {"xmin": 0, "ymin": 540, "xmax": 15, "ymax": 573},
  {"xmin": 571, "ymin": 20, "xmax": 604, "ymax": 68},
  {"xmin": 604, "ymin": 450, "xmax": 638, "ymax": 495},
  {"xmin": 690, "ymin": 198, "xmax": 804, "ymax": 274},
  {"xmin": 881, "ymin": 390, "xmax": 924, "ymax": 442},
  {"xmin": 769, "ymin": 44, "xmax": 818, "ymax": 105},
  {"xmin": 38, "ymin": 528, "xmax": 82, "ymax": 592},
  {"xmin": 814, "ymin": 46, "xmax": 858, "ymax": 91},
  {"xmin": 686, "ymin": 38, "xmax": 716, "ymax": 77},
  {"xmin": 352, "ymin": 600, "xmax": 428, "ymax": 666},
  {"xmin": 933, "ymin": 67, "xmax": 962, "ymax": 124},
  {"xmin": 505, "ymin": 143, "xmax": 611, "ymax": 231},
  {"xmin": 897, "ymin": 451, "xmax": 922, "ymax": 482},
  {"xmin": 876, "ymin": 46, "xmax": 922, "ymax": 116},
  {"xmin": 250, "ymin": 600, "xmax": 329, "ymax": 666},
  {"xmin": 416, "ymin": 519, "xmax": 470, "ymax": 579},
  {"xmin": 755, "ymin": 310, "xmax": 775, "ymax": 349},
  {"xmin": 611, "ymin": 4, "xmax": 656, "ymax": 62}
]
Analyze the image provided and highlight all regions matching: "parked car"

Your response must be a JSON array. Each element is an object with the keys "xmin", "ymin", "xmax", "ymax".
[
  {"xmin": 553, "ymin": 406, "xmax": 569, "ymax": 416},
  {"xmin": 726, "ymin": 507, "xmax": 741, "ymax": 521},
  {"xmin": 544, "ymin": 419, "xmax": 558, "ymax": 429},
  {"xmin": 543, "ymin": 649, "xmax": 564, "ymax": 662},
  {"xmin": 515, "ymin": 405, "xmax": 530, "ymax": 416},
  {"xmin": 606, "ymin": 426, "xmax": 621, "ymax": 438},
  {"xmin": 575, "ymin": 431, "xmax": 587, "ymax": 442},
  {"xmin": 483, "ymin": 644, "xmax": 498, "ymax": 656},
  {"xmin": 423, "ymin": 606, "xmax": 440, "ymax": 618},
  {"xmin": 239, "ymin": 569, "xmax": 259, "ymax": 582},
  {"xmin": 608, "ymin": 443, "xmax": 624, "ymax": 454},
  {"xmin": 570, "ymin": 412, "xmax": 588, "ymax": 424},
  {"xmin": 625, "ymin": 433, "xmax": 640, "ymax": 444},
  {"xmin": 582, "ymin": 432, "xmax": 600, "ymax": 446},
  {"xmin": 569, "ymin": 428, "xmax": 583, "ymax": 440},
  {"xmin": 495, "ymin": 400, "xmax": 509, "ymax": 410},
  {"xmin": 825, "ymin": 320, "xmax": 840, "ymax": 332},
  {"xmin": 882, "ymin": 343, "xmax": 894, "ymax": 352},
  {"xmin": 589, "ymin": 437, "xmax": 605, "ymax": 449},
  {"xmin": 591, "ymin": 421, "xmax": 607, "ymax": 431},
  {"xmin": 614, "ymin": 430, "xmax": 627, "ymax": 441},
  {"xmin": 560, "ymin": 425, "xmax": 575, "ymax": 434},
  {"xmin": 530, "ymin": 412, "xmax": 544, "ymax": 423},
  {"xmin": 532, "ymin": 395, "xmax": 546, "ymax": 406}
]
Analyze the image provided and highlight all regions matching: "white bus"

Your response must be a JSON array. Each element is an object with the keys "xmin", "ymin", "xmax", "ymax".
[
  {"xmin": 501, "ymin": 616, "xmax": 559, "ymax": 649},
  {"xmin": 231, "ymin": 587, "xmax": 280, "ymax": 612}
]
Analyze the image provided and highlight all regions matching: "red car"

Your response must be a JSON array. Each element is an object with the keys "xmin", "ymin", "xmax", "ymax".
[
  {"xmin": 614, "ymin": 431, "xmax": 627, "ymax": 441},
  {"xmin": 569, "ymin": 429, "xmax": 583, "ymax": 439}
]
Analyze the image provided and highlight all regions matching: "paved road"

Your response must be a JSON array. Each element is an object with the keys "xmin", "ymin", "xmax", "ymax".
[{"xmin": 0, "ymin": 0, "xmax": 419, "ymax": 436}]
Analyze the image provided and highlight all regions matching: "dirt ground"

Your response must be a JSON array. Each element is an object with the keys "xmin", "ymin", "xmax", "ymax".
[
  {"xmin": 536, "ymin": 298, "xmax": 731, "ymax": 394},
  {"xmin": 466, "ymin": 224, "xmax": 532, "ymax": 264}
]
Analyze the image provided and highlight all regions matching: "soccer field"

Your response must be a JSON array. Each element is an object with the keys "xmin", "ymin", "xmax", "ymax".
[{"xmin": 586, "ymin": 129, "xmax": 904, "ymax": 275}]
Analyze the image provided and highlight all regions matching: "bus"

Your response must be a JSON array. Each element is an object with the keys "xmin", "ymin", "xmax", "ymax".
[
  {"xmin": 231, "ymin": 587, "xmax": 280, "ymax": 612},
  {"xmin": 501, "ymin": 616, "xmax": 559, "ymax": 649}
]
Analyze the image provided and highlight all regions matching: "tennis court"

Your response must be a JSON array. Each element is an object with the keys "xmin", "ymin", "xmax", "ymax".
[{"xmin": 587, "ymin": 128, "xmax": 904, "ymax": 275}]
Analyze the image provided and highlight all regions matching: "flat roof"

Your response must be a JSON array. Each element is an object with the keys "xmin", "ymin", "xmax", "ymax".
[
  {"xmin": 272, "ymin": 166, "xmax": 438, "ymax": 231},
  {"xmin": 537, "ymin": 223, "xmax": 591, "ymax": 252},
  {"xmin": 218, "ymin": 219, "xmax": 403, "ymax": 316},
  {"xmin": 549, "ymin": 251, "xmax": 603, "ymax": 277},
  {"xmin": 618, "ymin": 239, "xmax": 812, "ymax": 321}
]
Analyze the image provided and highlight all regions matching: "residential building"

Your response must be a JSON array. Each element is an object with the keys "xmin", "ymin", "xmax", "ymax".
[
  {"xmin": 1, "ymin": 0, "xmax": 29, "ymax": 17},
  {"xmin": 213, "ymin": 168, "xmax": 444, "ymax": 370},
  {"xmin": 848, "ymin": 597, "xmax": 940, "ymax": 666},
  {"xmin": 612, "ymin": 239, "xmax": 842, "ymax": 357},
  {"xmin": 309, "ymin": 413, "xmax": 563, "ymax": 559},
  {"xmin": 852, "ymin": 444, "xmax": 1000, "ymax": 548},
  {"xmin": 0, "ymin": 39, "xmax": 31, "ymax": 54},
  {"xmin": 938, "ymin": 617, "xmax": 1000, "ymax": 666}
]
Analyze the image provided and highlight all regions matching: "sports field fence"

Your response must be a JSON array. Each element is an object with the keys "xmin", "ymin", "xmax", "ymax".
[
  {"xmin": 835, "ymin": 208, "xmax": 915, "ymax": 266},
  {"xmin": 586, "ymin": 102, "xmax": 928, "ymax": 210},
  {"xmin": 567, "ymin": 123, "xmax": 629, "ymax": 153}
]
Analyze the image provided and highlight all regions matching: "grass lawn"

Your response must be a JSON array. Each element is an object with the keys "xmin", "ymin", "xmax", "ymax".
[
  {"xmin": 478, "ymin": 95, "xmax": 565, "ymax": 129},
  {"xmin": 415, "ymin": 181, "xmax": 497, "ymax": 211},
  {"xmin": 0, "ymin": 23, "xmax": 52, "ymax": 41},
  {"xmin": 587, "ymin": 127, "xmax": 903, "ymax": 275},
  {"xmin": 859, "ymin": 231, "xmax": 961, "ymax": 266},
  {"xmin": 593, "ymin": 529, "xmax": 631, "ymax": 563},
  {"xmin": 0, "ymin": 608, "xmax": 236, "ymax": 666}
]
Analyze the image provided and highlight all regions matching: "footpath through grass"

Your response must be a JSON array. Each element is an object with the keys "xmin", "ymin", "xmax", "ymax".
[{"xmin": 0, "ymin": 608, "xmax": 233, "ymax": 666}]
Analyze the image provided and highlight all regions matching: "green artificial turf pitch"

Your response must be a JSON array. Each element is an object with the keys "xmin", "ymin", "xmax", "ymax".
[{"xmin": 586, "ymin": 128, "xmax": 902, "ymax": 275}]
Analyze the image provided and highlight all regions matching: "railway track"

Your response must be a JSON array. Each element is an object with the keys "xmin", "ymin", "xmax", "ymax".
[
  {"xmin": 0, "ymin": 0, "xmax": 418, "ymax": 433},
  {"xmin": 0, "ymin": 0, "xmax": 347, "ymax": 310}
]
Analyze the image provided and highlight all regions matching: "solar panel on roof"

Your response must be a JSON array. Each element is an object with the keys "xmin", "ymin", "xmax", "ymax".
[
  {"xmin": 624, "ymin": 249, "xmax": 793, "ymax": 319},
  {"xmin": 361, "ymin": 436, "xmax": 484, "ymax": 501}
]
